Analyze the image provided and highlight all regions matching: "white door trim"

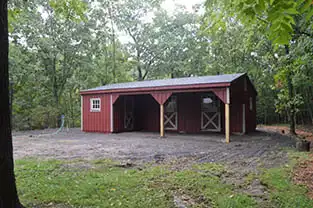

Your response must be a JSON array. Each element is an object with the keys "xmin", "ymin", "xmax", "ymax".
[
  {"xmin": 226, "ymin": 87, "xmax": 230, "ymax": 104},
  {"xmin": 242, "ymin": 104, "xmax": 246, "ymax": 134},
  {"xmin": 81, "ymin": 96, "xmax": 83, "ymax": 131},
  {"xmin": 201, "ymin": 93, "xmax": 221, "ymax": 132},
  {"xmin": 110, "ymin": 95, "xmax": 113, "ymax": 132}
]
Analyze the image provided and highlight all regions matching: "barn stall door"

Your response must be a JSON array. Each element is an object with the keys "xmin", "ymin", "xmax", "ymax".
[
  {"xmin": 124, "ymin": 96, "xmax": 134, "ymax": 130},
  {"xmin": 164, "ymin": 96, "xmax": 178, "ymax": 130},
  {"xmin": 201, "ymin": 93, "xmax": 221, "ymax": 132}
]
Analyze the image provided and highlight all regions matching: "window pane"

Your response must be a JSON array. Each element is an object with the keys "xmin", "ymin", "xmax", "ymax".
[{"xmin": 91, "ymin": 98, "xmax": 101, "ymax": 111}]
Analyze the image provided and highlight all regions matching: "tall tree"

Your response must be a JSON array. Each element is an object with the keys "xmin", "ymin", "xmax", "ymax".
[
  {"xmin": 203, "ymin": 0, "xmax": 313, "ymax": 133},
  {"xmin": 114, "ymin": 0, "xmax": 163, "ymax": 80},
  {"xmin": 0, "ymin": 0, "xmax": 23, "ymax": 207}
]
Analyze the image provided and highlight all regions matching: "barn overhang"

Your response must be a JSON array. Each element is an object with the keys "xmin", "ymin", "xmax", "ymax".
[
  {"xmin": 80, "ymin": 82, "xmax": 231, "ymax": 96},
  {"xmin": 101, "ymin": 86, "xmax": 230, "ymax": 106},
  {"xmin": 105, "ymin": 87, "xmax": 231, "ymax": 141}
]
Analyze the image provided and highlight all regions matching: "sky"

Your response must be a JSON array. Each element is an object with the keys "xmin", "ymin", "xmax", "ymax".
[
  {"xmin": 162, "ymin": 0, "xmax": 205, "ymax": 13},
  {"xmin": 119, "ymin": 0, "xmax": 205, "ymax": 44}
]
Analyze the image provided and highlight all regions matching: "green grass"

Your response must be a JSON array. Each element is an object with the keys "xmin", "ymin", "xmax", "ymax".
[
  {"xmin": 259, "ymin": 151, "xmax": 313, "ymax": 208},
  {"xmin": 15, "ymin": 152, "xmax": 313, "ymax": 208}
]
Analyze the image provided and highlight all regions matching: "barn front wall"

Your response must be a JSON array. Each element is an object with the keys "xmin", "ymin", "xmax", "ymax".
[
  {"xmin": 81, "ymin": 74, "xmax": 257, "ymax": 135},
  {"xmin": 82, "ymin": 94, "xmax": 111, "ymax": 133}
]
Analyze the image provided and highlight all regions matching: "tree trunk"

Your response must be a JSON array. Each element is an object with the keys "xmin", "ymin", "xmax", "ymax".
[
  {"xmin": 108, "ymin": 4, "xmax": 116, "ymax": 83},
  {"xmin": 136, "ymin": 48, "xmax": 143, "ymax": 81},
  {"xmin": 296, "ymin": 139, "xmax": 310, "ymax": 152},
  {"xmin": 285, "ymin": 45, "xmax": 296, "ymax": 135},
  {"xmin": 0, "ymin": 1, "xmax": 24, "ymax": 207}
]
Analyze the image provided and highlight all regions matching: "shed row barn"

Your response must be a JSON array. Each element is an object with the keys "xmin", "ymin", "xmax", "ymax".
[{"xmin": 80, "ymin": 73, "xmax": 257, "ymax": 143}]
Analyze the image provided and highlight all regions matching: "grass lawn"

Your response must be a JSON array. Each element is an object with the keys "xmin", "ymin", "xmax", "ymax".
[{"xmin": 16, "ymin": 151, "xmax": 313, "ymax": 208}]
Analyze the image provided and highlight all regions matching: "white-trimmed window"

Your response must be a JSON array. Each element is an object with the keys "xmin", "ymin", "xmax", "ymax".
[
  {"xmin": 90, "ymin": 98, "xmax": 101, "ymax": 112},
  {"xmin": 249, "ymin": 97, "xmax": 253, "ymax": 111},
  {"xmin": 244, "ymin": 78, "xmax": 247, "ymax": 91}
]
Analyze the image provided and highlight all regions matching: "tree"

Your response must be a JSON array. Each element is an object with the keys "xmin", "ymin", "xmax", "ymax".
[
  {"xmin": 203, "ymin": 0, "xmax": 313, "ymax": 134},
  {"xmin": 0, "ymin": 0, "xmax": 24, "ymax": 207},
  {"xmin": 114, "ymin": 0, "xmax": 163, "ymax": 80}
]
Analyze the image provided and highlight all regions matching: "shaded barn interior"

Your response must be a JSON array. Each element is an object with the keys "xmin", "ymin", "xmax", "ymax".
[{"xmin": 111, "ymin": 90, "xmax": 255, "ymax": 134}]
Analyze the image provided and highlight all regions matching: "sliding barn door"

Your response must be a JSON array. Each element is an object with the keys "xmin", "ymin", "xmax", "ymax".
[
  {"xmin": 164, "ymin": 96, "xmax": 178, "ymax": 130},
  {"xmin": 124, "ymin": 96, "xmax": 134, "ymax": 130},
  {"xmin": 201, "ymin": 93, "xmax": 221, "ymax": 132}
]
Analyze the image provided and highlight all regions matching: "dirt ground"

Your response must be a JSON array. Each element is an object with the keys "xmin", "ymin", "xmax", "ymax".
[
  {"xmin": 260, "ymin": 124, "xmax": 313, "ymax": 141},
  {"xmin": 13, "ymin": 128, "xmax": 298, "ymax": 204},
  {"xmin": 13, "ymin": 128, "xmax": 295, "ymax": 165}
]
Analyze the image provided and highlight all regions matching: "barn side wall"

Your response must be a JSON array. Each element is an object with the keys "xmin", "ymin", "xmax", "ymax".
[
  {"xmin": 230, "ymin": 75, "xmax": 257, "ymax": 133},
  {"xmin": 82, "ymin": 94, "xmax": 111, "ymax": 133},
  {"xmin": 246, "ymin": 79, "xmax": 257, "ymax": 132}
]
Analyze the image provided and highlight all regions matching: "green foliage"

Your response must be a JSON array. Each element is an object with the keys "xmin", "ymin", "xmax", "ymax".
[
  {"xmin": 9, "ymin": 0, "xmax": 133, "ymax": 129},
  {"xmin": 7, "ymin": 0, "xmax": 313, "ymax": 129},
  {"xmin": 204, "ymin": 0, "xmax": 313, "ymax": 45},
  {"xmin": 203, "ymin": 0, "xmax": 313, "ymax": 126},
  {"xmin": 49, "ymin": 0, "xmax": 87, "ymax": 22},
  {"xmin": 275, "ymin": 89, "xmax": 304, "ymax": 115}
]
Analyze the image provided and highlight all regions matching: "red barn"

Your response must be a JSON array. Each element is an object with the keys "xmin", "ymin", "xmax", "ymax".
[{"xmin": 80, "ymin": 73, "xmax": 257, "ymax": 143}]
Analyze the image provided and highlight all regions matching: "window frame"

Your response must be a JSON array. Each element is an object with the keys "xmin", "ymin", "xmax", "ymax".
[
  {"xmin": 249, "ymin": 97, "xmax": 253, "ymax": 111},
  {"xmin": 90, "ymin": 98, "xmax": 101, "ymax": 112}
]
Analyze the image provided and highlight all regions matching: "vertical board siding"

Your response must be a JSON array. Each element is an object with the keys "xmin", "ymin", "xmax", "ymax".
[
  {"xmin": 83, "ymin": 94, "xmax": 111, "ymax": 133},
  {"xmin": 230, "ymin": 75, "xmax": 257, "ymax": 133},
  {"xmin": 177, "ymin": 93, "xmax": 201, "ymax": 133},
  {"xmin": 230, "ymin": 102, "xmax": 243, "ymax": 133},
  {"xmin": 211, "ymin": 88, "xmax": 227, "ymax": 104},
  {"xmin": 139, "ymin": 95, "xmax": 160, "ymax": 132},
  {"xmin": 113, "ymin": 96, "xmax": 124, "ymax": 132}
]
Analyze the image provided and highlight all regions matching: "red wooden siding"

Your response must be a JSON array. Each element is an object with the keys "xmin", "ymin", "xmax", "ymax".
[
  {"xmin": 230, "ymin": 75, "xmax": 257, "ymax": 133},
  {"xmin": 177, "ymin": 93, "xmax": 201, "ymax": 133},
  {"xmin": 112, "ymin": 94, "xmax": 120, "ymax": 104},
  {"xmin": 211, "ymin": 88, "xmax": 227, "ymax": 104},
  {"xmin": 113, "ymin": 96, "xmax": 124, "ymax": 133},
  {"xmin": 82, "ymin": 94, "xmax": 111, "ymax": 133}
]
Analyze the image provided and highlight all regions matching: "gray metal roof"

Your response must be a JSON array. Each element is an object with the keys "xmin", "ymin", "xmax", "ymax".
[{"xmin": 83, "ymin": 73, "xmax": 245, "ymax": 92}]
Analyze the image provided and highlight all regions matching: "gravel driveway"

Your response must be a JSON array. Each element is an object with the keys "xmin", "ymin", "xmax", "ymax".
[{"xmin": 13, "ymin": 128, "xmax": 295, "ymax": 164}]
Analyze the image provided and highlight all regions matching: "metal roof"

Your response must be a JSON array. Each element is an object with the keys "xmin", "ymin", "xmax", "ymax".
[{"xmin": 83, "ymin": 73, "xmax": 245, "ymax": 92}]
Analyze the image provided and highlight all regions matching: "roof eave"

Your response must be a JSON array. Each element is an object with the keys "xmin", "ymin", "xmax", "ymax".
[{"xmin": 80, "ymin": 82, "xmax": 231, "ymax": 95}]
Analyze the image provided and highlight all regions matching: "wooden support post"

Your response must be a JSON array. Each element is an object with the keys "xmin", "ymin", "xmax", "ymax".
[
  {"xmin": 225, "ymin": 103, "xmax": 230, "ymax": 143},
  {"xmin": 160, "ymin": 104, "xmax": 165, "ymax": 138}
]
